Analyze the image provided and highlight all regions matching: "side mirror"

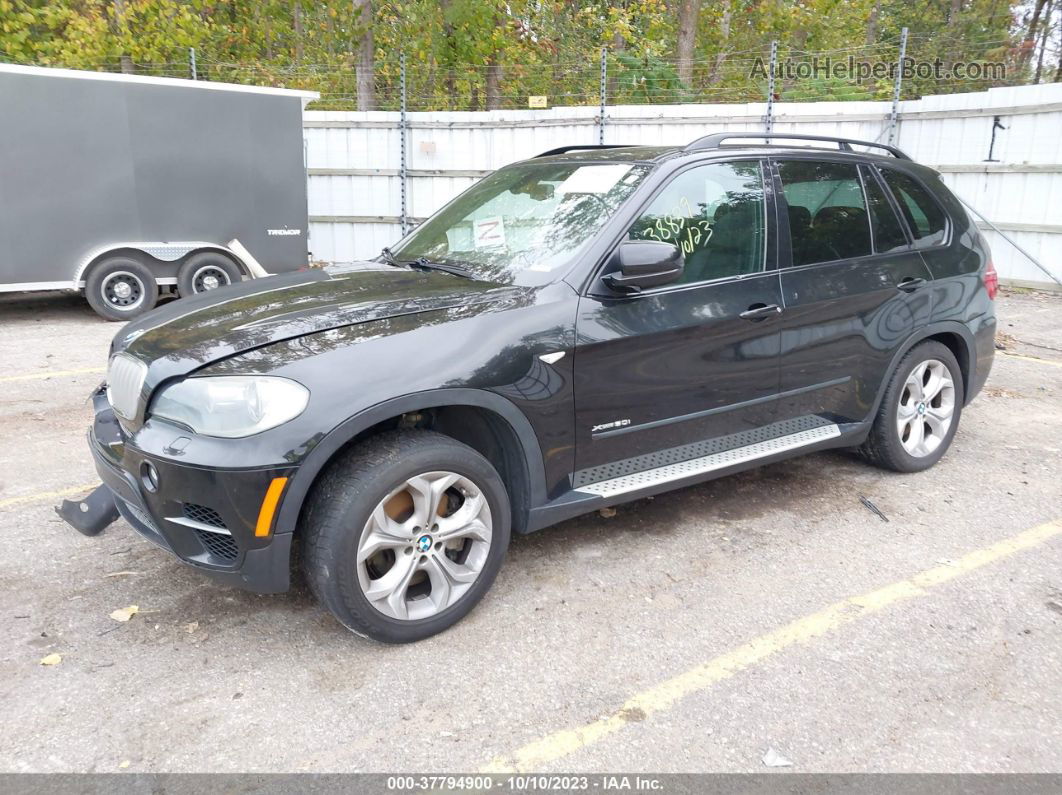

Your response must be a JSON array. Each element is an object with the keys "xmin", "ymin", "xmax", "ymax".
[{"xmin": 602, "ymin": 241, "xmax": 684, "ymax": 293}]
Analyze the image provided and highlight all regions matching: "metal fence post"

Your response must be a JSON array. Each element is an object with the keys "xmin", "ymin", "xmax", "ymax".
[
  {"xmin": 765, "ymin": 41, "xmax": 778, "ymax": 134},
  {"xmin": 598, "ymin": 47, "xmax": 607, "ymax": 145},
  {"xmin": 399, "ymin": 52, "xmax": 409, "ymax": 236},
  {"xmin": 888, "ymin": 27, "xmax": 908, "ymax": 146},
  {"xmin": 189, "ymin": 47, "xmax": 197, "ymax": 80}
]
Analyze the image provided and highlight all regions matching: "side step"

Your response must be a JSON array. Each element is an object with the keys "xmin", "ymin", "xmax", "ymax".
[{"xmin": 576, "ymin": 423, "xmax": 841, "ymax": 498}]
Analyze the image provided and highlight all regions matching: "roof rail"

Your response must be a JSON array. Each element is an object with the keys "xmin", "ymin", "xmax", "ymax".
[
  {"xmin": 684, "ymin": 132, "xmax": 910, "ymax": 160},
  {"xmin": 535, "ymin": 145, "xmax": 630, "ymax": 158}
]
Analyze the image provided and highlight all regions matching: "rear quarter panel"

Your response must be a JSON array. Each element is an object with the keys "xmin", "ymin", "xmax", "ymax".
[{"xmin": 913, "ymin": 167, "xmax": 996, "ymax": 399}]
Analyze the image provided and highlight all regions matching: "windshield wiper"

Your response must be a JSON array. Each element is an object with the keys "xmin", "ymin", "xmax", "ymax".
[{"xmin": 407, "ymin": 257, "xmax": 477, "ymax": 280}]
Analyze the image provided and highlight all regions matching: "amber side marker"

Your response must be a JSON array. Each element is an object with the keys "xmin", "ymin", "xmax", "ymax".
[{"xmin": 255, "ymin": 477, "xmax": 289, "ymax": 537}]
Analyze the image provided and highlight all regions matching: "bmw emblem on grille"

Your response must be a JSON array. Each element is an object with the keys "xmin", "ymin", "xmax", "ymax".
[{"xmin": 417, "ymin": 534, "xmax": 433, "ymax": 553}]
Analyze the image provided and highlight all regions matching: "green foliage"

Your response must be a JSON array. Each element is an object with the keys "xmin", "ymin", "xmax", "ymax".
[
  {"xmin": 0, "ymin": 0, "xmax": 1042, "ymax": 109},
  {"xmin": 612, "ymin": 52, "xmax": 692, "ymax": 104}
]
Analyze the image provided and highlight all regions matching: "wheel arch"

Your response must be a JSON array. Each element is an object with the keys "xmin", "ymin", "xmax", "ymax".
[
  {"xmin": 870, "ymin": 321, "xmax": 977, "ymax": 416},
  {"xmin": 275, "ymin": 389, "xmax": 548, "ymax": 538}
]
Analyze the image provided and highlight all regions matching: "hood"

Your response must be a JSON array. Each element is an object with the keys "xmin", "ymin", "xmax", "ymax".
[{"xmin": 114, "ymin": 262, "xmax": 525, "ymax": 387}]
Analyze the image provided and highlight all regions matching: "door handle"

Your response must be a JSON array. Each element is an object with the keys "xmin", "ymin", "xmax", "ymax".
[
  {"xmin": 740, "ymin": 303, "xmax": 782, "ymax": 321},
  {"xmin": 897, "ymin": 277, "xmax": 926, "ymax": 292}
]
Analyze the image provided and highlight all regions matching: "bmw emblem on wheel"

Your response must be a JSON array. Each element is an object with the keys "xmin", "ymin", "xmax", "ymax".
[{"xmin": 417, "ymin": 534, "xmax": 433, "ymax": 553}]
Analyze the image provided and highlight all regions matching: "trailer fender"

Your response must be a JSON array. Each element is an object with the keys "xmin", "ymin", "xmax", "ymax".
[{"xmin": 74, "ymin": 242, "xmax": 254, "ymax": 287}]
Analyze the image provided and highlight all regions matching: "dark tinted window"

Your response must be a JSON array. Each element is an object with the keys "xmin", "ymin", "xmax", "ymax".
[
  {"xmin": 879, "ymin": 169, "xmax": 948, "ymax": 248},
  {"xmin": 777, "ymin": 161, "xmax": 872, "ymax": 266},
  {"xmin": 629, "ymin": 161, "xmax": 765, "ymax": 283},
  {"xmin": 861, "ymin": 166, "xmax": 909, "ymax": 253}
]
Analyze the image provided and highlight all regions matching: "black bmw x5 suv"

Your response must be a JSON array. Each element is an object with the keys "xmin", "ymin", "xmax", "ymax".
[{"xmin": 64, "ymin": 132, "xmax": 996, "ymax": 642}]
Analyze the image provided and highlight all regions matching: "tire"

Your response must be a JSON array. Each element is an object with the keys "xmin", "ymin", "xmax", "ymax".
[
  {"xmin": 176, "ymin": 252, "xmax": 243, "ymax": 297},
  {"xmin": 300, "ymin": 430, "xmax": 511, "ymax": 643},
  {"xmin": 859, "ymin": 341, "xmax": 965, "ymax": 473},
  {"xmin": 84, "ymin": 256, "xmax": 159, "ymax": 321}
]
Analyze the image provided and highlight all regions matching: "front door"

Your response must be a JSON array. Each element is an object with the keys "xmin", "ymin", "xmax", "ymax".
[{"xmin": 573, "ymin": 159, "xmax": 784, "ymax": 478}]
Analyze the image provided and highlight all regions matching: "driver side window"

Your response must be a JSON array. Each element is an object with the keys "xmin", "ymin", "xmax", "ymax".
[{"xmin": 628, "ymin": 161, "xmax": 766, "ymax": 284}]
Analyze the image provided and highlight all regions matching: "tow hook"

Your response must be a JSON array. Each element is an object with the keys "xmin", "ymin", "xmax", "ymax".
[{"xmin": 55, "ymin": 484, "xmax": 119, "ymax": 537}]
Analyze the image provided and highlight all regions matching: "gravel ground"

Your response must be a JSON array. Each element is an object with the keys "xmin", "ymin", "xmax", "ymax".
[{"xmin": 0, "ymin": 287, "xmax": 1059, "ymax": 774}]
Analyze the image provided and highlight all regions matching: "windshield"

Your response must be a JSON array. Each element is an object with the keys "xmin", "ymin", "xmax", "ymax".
[{"xmin": 389, "ymin": 161, "xmax": 652, "ymax": 284}]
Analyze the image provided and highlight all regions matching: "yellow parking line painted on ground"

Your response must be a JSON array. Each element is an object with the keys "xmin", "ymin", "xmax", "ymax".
[
  {"xmin": 0, "ymin": 484, "xmax": 98, "ymax": 510},
  {"xmin": 482, "ymin": 519, "xmax": 1062, "ymax": 774},
  {"xmin": 0, "ymin": 366, "xmax": 105, "ymax": 384},
  {"xmin": 1001, "ymin": 352, "xmax": 1062, "ymax": 368}
]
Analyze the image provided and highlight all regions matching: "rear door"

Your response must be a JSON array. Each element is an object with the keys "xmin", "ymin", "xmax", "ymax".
[
  {"xmin": 573, "ymin": 158, "xmax": 784, "ymax": 477},
  {"xmin": 770, "ymin": 158, "xmax": 933, "ymax": 425}
]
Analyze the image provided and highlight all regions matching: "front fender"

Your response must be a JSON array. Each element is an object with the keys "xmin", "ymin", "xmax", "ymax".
[{"xmin": 273, "ymin": 388, "xmax": 548, "ymax": 536}]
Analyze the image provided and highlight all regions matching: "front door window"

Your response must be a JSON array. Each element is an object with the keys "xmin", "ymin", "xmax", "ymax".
[{"xmin": 628, "ymin": 161, "xmax": 766, "ymax": 284}]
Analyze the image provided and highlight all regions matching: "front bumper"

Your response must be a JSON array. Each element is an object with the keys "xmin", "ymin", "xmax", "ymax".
[{"xmin": 84, "ymin": 388, "xmax": 296, "ymax": 593}]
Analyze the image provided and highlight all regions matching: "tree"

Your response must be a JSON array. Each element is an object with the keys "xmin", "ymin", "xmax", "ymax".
[
  {"xmin": 0, "ymin": 0, "xmax": 1029, "ymax": 109},
  {"xmin": 675, "ymin": 0, "xmax": 699, "ymax": 86},
  {"xmin": 354, "ymin": 0, "xmax": 375, "ymax": 110}
]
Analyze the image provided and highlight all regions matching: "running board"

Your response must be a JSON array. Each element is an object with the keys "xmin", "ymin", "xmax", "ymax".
[{"xmin": 576, "ymin": 423, "xmax": 842, "ymax": 498}]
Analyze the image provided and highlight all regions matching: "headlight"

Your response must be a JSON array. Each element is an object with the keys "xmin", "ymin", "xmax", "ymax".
[{"xmin": 150, "ymin": 376, "xmax": 309, "ymax": 438}]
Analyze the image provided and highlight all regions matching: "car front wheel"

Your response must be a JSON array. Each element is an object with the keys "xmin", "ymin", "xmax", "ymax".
[{"xmin": 300, "ymin": 430, "xmax": 511, "ymax": 643}]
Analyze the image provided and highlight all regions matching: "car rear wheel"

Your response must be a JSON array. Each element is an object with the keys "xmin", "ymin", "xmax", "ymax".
[
  {"xmin": 177, "ymin": 252, "xmax": 243, "ymax": 297},
  {"xmin": 300, "ymin": 430, "xmax": 511, "ymax": 643},
  {"xmin": 84, "ymin": 256, "xmax": 159, "ymax": 321},
  {"xmin": 859, "ymin": 340, "xmax": 965, "ymax": 473}
]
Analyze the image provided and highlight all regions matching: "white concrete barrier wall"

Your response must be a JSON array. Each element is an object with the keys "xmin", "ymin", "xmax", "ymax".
[{"xmin": 304, "ymin": 83, "xmax": 1062, "ymax": 288}]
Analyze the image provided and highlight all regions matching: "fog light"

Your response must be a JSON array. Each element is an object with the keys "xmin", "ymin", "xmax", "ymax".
[{"xmin": 140, "ymin": 461, "xmax": 160, "ymax": 493}]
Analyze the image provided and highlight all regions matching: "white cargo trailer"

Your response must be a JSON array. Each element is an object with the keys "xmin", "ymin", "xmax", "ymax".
[{"xmin": 0, "ymin": 64, "xmax": 318, "ymax": 319}]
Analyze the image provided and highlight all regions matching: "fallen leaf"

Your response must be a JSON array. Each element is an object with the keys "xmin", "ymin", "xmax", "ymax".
[
  {"xmin": 109, "ymin": 605, "xmax": 139, "ymax": 622},
  {"xmin": 184, "ymin": 621, "xmax": 199, "ymax": 633},
  {"xmin": 118, "ymin": 761, "xmax": 130, "ymax": 769},
  {"xmin": 39, "ymin": 653, "xmax": 62, "ymax": 666},
  {"xmin": 762, "ymin": 747, "xmax": 793, "ymax": 768},
  {"xmin": 598, "ymin": 507, "xmax": 617, "ymax": 518}
]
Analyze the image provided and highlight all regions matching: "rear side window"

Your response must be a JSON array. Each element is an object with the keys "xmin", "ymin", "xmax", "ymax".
[
  {"xmin": 777, "ymin": 161, "xmax": 872, "ymax": 266},
  {"xmin": 860, "ymin": 166, "xmax": 909, "ymax": 253},
  {"xmin": 879, "ymin": 169, "xmax": 948, "ymax": 248}
]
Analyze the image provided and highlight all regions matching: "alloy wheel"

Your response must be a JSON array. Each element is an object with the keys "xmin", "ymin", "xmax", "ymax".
[
  {"xmin": 896, "ymin": 358, "xmax": 955, "ymax": 457},
  {"xmin": 356, "ymin": 471, "xmax": 492, "ymax": 621}
]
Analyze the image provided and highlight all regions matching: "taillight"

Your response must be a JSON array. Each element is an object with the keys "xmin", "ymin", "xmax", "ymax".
[{"xmin": 984, "ymin": 260, "xmax": 999, "ymax": 300}]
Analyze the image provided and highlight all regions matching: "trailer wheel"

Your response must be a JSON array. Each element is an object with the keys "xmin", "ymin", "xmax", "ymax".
[
  {"xmin": 177, "ymin": 252, "xmax": 243, "ymax": 297},
  {"xmin": 85, "ymin": 257, "xmax": 159, "ymax": 321}
]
